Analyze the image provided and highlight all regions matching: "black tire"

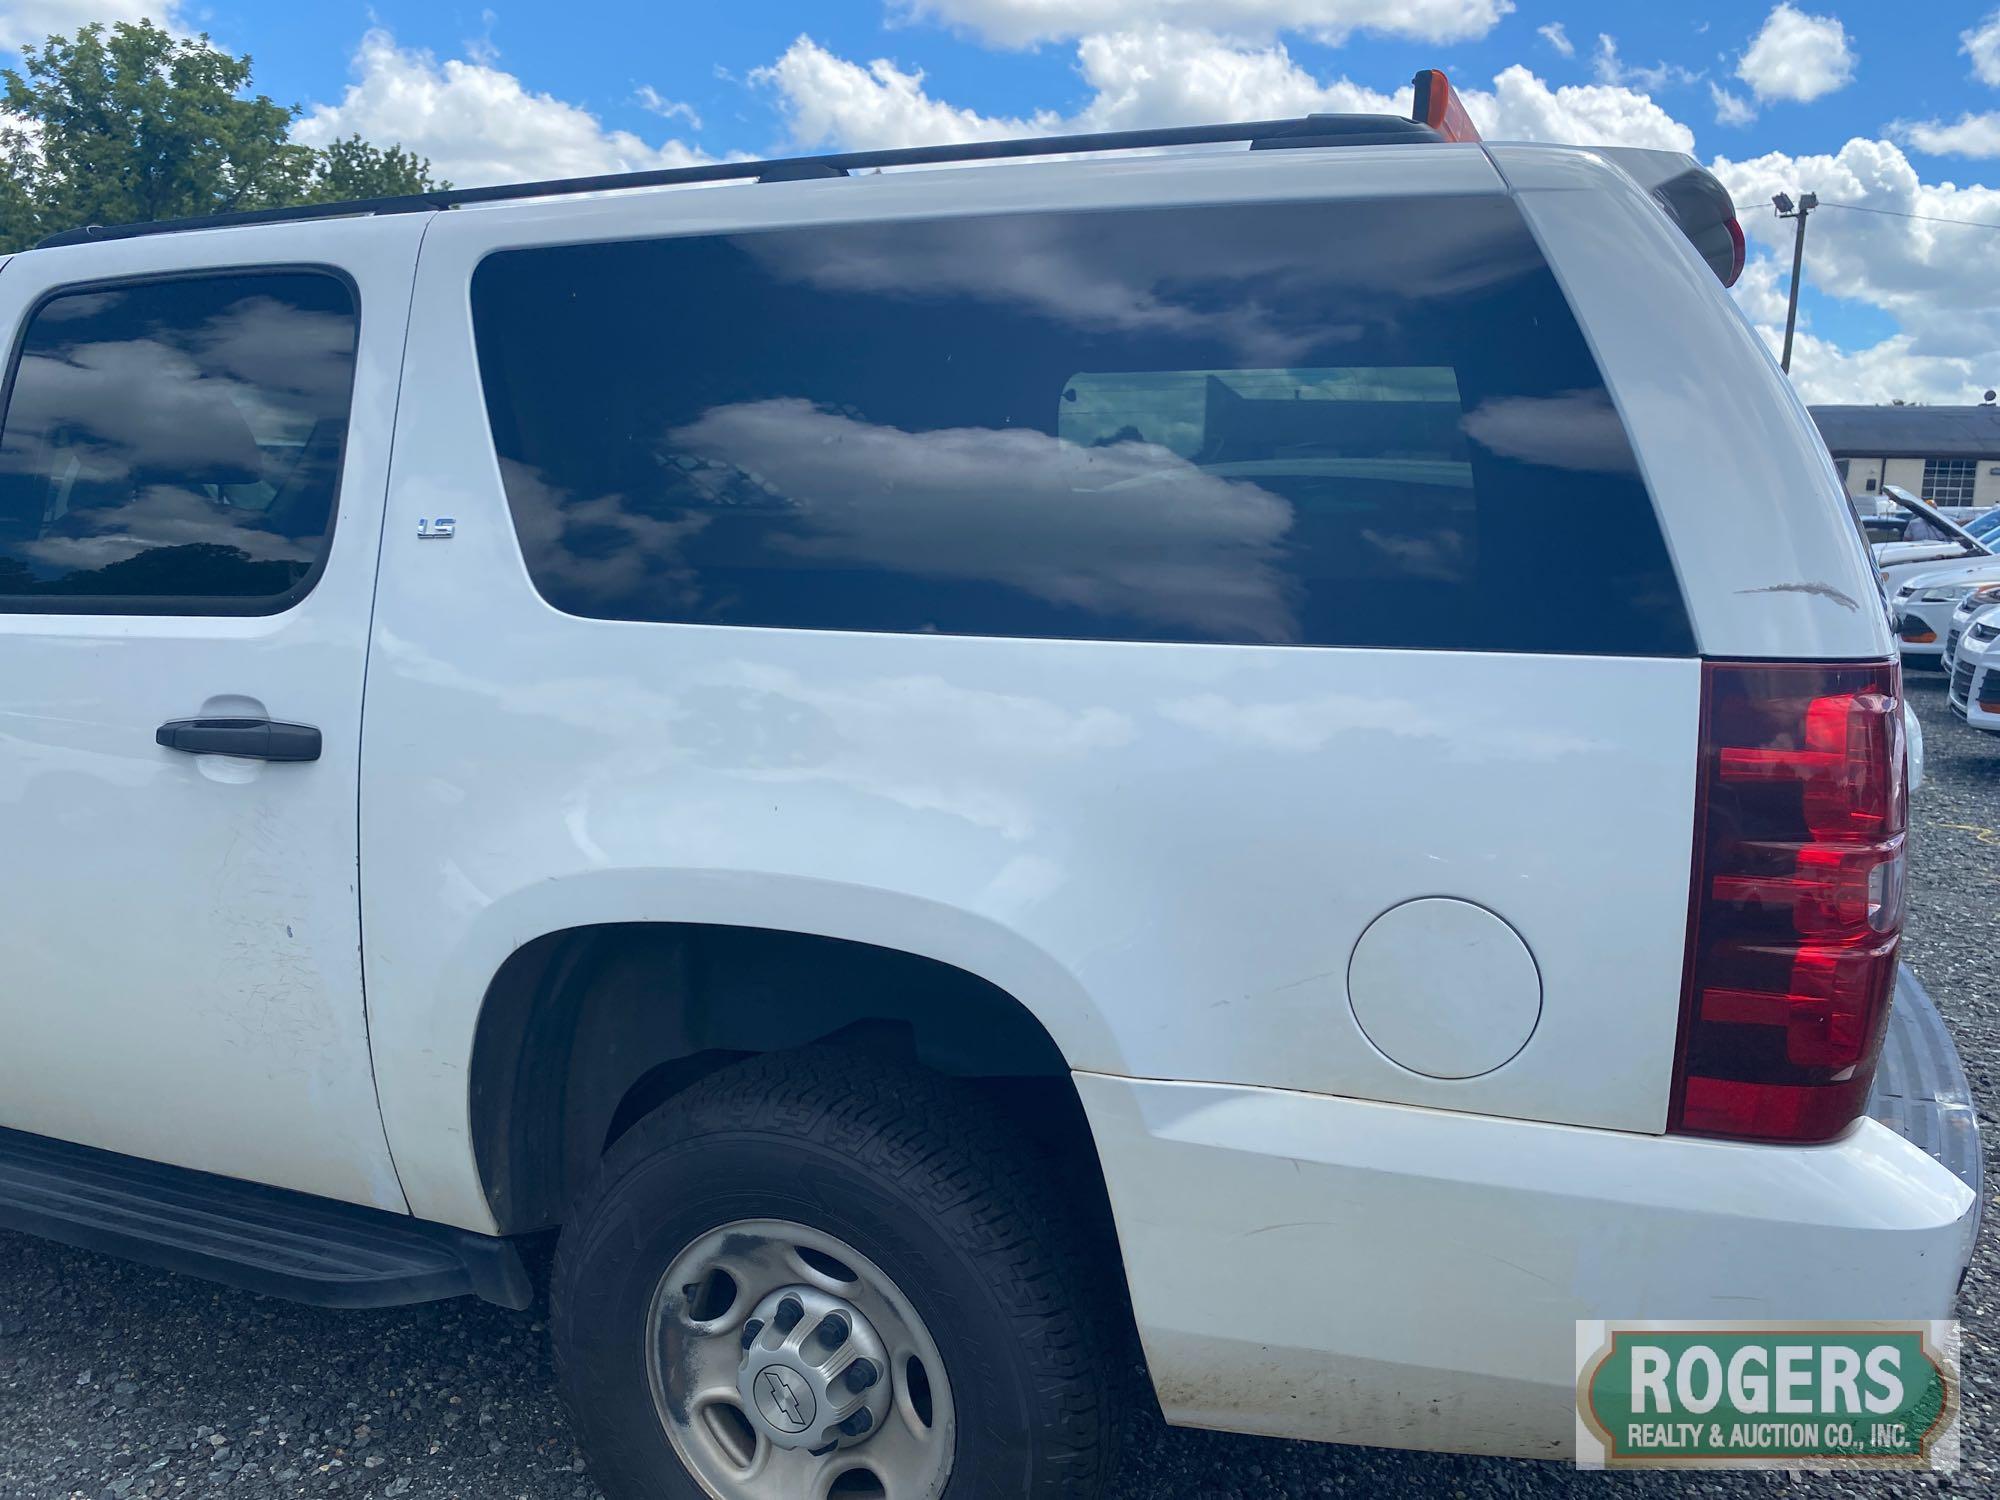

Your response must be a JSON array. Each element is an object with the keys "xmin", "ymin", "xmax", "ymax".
[{"xmin": 550, "ymin": 1049, "xmax": 1120, "ymax": 1499}]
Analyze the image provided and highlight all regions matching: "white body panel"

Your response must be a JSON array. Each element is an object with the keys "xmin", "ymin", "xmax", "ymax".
[
  {"xmin": 358, "ymin": 148, "xmax": 1724, "ymax": 1233},
  {"xmin": 0, "ymin": 218, "xmax": 425, "ymax": 1208},
  {"xmin": 1492, "ymin": 147, "xmax": 1892, "ymax": 662},
  {"xmin": 1080, "ymin": 1072, "xmax": 1976, "ymax": 1458}
]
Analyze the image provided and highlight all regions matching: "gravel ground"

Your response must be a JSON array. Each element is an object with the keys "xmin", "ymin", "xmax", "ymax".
[{"xmin": 2, "ymin": 670, "xmax": 1995, "ymax": 1500}]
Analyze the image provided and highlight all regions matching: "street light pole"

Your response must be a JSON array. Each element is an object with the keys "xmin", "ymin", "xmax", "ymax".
[{"xmin": 1772, "ymin": 191, "xmax": 1817, "ymax": 374}]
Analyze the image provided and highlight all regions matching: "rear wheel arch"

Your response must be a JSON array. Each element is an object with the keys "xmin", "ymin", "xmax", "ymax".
[{"xmin": 466, "ymin": 921, "xmax": 1094, "ymax": 1235}]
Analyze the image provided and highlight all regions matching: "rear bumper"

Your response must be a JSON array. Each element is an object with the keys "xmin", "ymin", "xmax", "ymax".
[
  {"xmin": 1079, "ymin": 971, "xmax": 1980, "ymax": 1460},
  {"xmin": 1869, "ymin": 967, "xmax": 1983, "ymax": 1228}
]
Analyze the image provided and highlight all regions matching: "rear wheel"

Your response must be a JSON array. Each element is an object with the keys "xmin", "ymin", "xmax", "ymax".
[{"xmin": 550, "ymin": 1051, "xmax": 1118, "ymax": 1500}]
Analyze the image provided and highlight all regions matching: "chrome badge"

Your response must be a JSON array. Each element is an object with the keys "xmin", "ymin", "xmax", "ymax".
[{"xmin": 416, "ymin": 516, "xmax": 456, "ymax": 540}]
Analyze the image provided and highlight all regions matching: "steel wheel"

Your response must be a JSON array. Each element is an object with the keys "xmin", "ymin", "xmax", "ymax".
[{"xmin": 647, "ymin": 1218, "xmax": 956, "ymax": 1500}]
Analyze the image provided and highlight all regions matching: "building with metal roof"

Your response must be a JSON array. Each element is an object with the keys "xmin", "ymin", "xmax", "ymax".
[{"xmin": 1811, "ymin": 403, "xmax": 2000, "ymax": 512}]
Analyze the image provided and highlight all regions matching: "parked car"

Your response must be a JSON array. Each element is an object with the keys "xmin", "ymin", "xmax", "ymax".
[
  {"xmin": 1947, "ymin": 602, "xmax": 2000, "ymax": 732},
  {"xmin": 0, "ymin": 81, "xmax": 1977, "ymax": 1498},
  {"xmin": 1874, "ymin": 487, "xmax": 1993, "ymax": 587},
  {"xmin": 1941, "ymin": 581, "xmax": 2000, "ymax": 675},
  {"xmin": 1876, "ymin": 503, "xmax": 2000, "ymax": 562},
  {"xmin": 1889, "ymin": 558, "xmax": 2000, "ymax": 659}
]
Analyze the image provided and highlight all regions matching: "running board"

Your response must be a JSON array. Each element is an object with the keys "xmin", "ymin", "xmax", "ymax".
[{"xmin": 0, "ymin": 1126, "xmax": 532, "ymax": 1310}]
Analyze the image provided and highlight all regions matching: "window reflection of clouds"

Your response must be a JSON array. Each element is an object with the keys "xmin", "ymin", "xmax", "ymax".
[
  {"xmin": 503, "ymin": 458, "xmax": 713, "ymax": 610},
  {"xmin": 665, "ymin": 398, "xmax": 1300, "ymax": 642},
  {"xmin": 474, "ymin": 198, "xmax": 1695, "ymax": 656},
  {"xmin": 740, "ymin": 212, "xmax": 1535, "ymax": 368},
  {"xmin": 0, "ymin": 275, "xmax": 355, "ymax": 600},
  {"xmin": 5, "ymin": 297, "xmax": 354, "ymax": 468},
  {"xmin": 1460, "ymin": 389, "xmax": 1637, "ymax": 473},
  {"xmin": 19, "ymin": 484, "xmax": 321, "ymax": 572}
]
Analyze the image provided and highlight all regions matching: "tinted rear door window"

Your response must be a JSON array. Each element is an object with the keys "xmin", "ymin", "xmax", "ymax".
[
  {"xmin": 472, "ymin": 197, "xmax": 1693, "ymax": 654},
  {"xmin": 0, "ymin": 270, "xmax": 357, "ymax": 614}
]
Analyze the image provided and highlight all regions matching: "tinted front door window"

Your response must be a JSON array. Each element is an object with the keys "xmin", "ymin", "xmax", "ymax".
[{"xmin": 0, "ymin": 270, "xmax": 358, "ymax": 612}]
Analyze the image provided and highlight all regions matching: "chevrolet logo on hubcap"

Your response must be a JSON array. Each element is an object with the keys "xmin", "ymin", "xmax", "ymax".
[{"xmin": 754, "ymin": 1365, "xmax": 815, "ymax": 1432}]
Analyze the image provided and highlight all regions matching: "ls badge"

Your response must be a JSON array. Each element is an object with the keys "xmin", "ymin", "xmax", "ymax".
[{"xmin": 416, "ymin": 516, "xmax": 457, "ymax": 540}]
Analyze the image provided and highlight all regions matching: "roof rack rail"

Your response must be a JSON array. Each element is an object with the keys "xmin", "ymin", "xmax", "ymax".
[{"xmin": 34, "ymin": 71, "xmax": 1474, "ymax": 250}]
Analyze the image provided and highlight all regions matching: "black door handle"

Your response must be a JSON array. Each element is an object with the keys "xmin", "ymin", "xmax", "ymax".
[{"xmin": 155, "ymin": 717, "xmax": 322, "ymax": 762}]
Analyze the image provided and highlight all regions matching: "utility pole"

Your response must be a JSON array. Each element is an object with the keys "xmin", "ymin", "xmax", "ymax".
[{"xmin": 1772, "ymin": 191, "xmax": 1817, "ymax": 374}]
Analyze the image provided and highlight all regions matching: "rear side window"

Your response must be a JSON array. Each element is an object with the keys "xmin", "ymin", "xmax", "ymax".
[
  {"xmin": 472, "ymin": 197, "xmax": 1693, "ymax": 654},
  {"xmin": 0, "ymin": 270, "xmax": 357, "ymax": 614}
]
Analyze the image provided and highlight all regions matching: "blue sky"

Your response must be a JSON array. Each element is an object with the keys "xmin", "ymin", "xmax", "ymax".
[{"xmin": 6, "ymin": 2, "xmax": 2000, "ymax": 402}]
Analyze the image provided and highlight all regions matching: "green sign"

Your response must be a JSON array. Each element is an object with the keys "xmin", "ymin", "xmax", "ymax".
[{"xmin": 1576, "ymin": 1322, "xmax": 1958, "ymax": 1470}]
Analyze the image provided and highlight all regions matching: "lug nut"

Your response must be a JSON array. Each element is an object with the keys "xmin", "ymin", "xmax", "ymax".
[
  {"xmin": 773, "ymin": 1297, "xmax": 804, "ymax": 1334},
  {"xmin": 816, "ymin": 1313, "xmax": 850, "ymax": 1349},
  {"xmin": 844, "ymin": 1359, "xmax": 879, "ymax": 1392},
  {"xmin": 839, "ymin": 1408, "xmax": 874, "ymax": 1438},
  {"xmin": 739, "ymin": 1318, "xmax": 764, "ymax": 1350}
]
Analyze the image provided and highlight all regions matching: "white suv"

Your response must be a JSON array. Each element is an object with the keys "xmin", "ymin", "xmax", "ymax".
[{"xmin": 0, "ymin": 82, "xmax": 1978, "ymax": 1499}]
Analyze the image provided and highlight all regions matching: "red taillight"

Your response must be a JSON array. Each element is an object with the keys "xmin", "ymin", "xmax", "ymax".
[
  {"xmin": 1723, "ymin": 216, "xmax": 1745, "ymax": 287},
  {"xmin": 1671, "ymin": 661, "xmax": 1906, "ymax": 1144}
]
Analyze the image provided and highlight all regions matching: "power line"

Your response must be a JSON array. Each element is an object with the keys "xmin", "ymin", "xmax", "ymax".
[{"xmin": 1814, "ymin": 199, "xmax": 2000, "ymax": 232}]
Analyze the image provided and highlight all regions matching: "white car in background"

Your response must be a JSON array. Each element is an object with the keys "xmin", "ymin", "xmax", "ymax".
[
  {"xmin": 1947, "ymin": 603, "xmax": 2000, "ymax": 733},
  {"xmin": 1874, "ymin": 487, "xmax": 1993, "ymax": 592},
  {"xmin": 1941, "ymin": 581, "xmax": 2000, "ymax": 674},
  {"xmin": 1875, "ymin": 502, "xmax": 2000, "ymax": 565},
  {"xmin": 1891, "ymin": 561, "xmax": 2000, "ymax": 660}
]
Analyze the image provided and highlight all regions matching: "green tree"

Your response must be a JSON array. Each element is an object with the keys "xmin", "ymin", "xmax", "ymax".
[
  {"xmin": 0, "ymin": 19, "xmax": 443, "ymax": 251},
  {"xmin": 303, "ymin": 134, "xmax": 445, "ymax": 205}
]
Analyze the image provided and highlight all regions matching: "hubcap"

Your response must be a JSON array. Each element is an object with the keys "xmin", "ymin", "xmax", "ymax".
[
  {"xmin": 735, "ymin": 1283, "xmax": 892, "ymax": 1452},
  {"xmin": 647, "ymin": 1219, "xmax": 955, "ymax": 1499}
]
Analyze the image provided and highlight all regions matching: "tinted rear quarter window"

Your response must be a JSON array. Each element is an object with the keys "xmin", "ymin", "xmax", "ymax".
[
  {"xmin": 0, "ymin": 270, "xmax": 357, "ymax": 614},
  {"xmin": 472, "ymin": 196, "xmax": 1693, "ymax": 655}
]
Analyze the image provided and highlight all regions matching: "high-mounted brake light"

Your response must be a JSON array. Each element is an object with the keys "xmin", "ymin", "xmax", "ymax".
[
  {"xmin": 1723, "ymin": 216, "xmax": 1746, "ymax": 287},
  {"xmin": 1672, "ymin": 661, "xmax": 1906, "ymax": 1144},
  {"xmin": 1411, "ymin": 70, "xmax": 1483, "ymax": 144}
]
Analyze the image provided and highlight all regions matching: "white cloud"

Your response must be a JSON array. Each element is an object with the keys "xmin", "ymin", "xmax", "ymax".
[
  {"xmin": 1764, "ymin": 331, "xmax": 1982, "ymax": 405},
  {"xmin": 1537, "ymin": 21, "xmax": 1573, "ymax": 58},
  {"xmin": 1469, "ymin": 64, "xmax": 1694, "ymax": 152},
  {"xmin": 635, "ymin": 86, "xmax": 702, "ymax": 130},
  {"xmin": 293, "ymin": 29, "xmax": 707, "ymax": 187},
  {"xmin": 1733, "ymin": 251, "xmax": 1984, "ymax": 408},
  {"xmin": 1965, "ymin": 11, "xmax": 2000, "ymax": 87},
  {"xmin": 1731, "ymin": 251, "xmax": 1792, "ymax": 326},
  {"xmin": 1736, "ymin": 4, "xmax": 1855, "ymax": 104},
  {"xmin": 753, "ymin": 36, "xmax": 1057, "ymax": 149},
  {"xmin": 0, "ymin": 0, "xmax": 178, "ymax": 52},
  {"xmin": 896, "ymin": 0, "xmax": 1512, "ymax": 49},
  {"xmin": 1714, "ymin": 138, "xmax": 2000, "ymax": 400},
  {"xmin": 761, "ymin": 31, "xmax": 1691, "ymax": 154},
  {"xmin": 1711, "ymin": 82, "xmax": 1757, "ymax": 126},
  {"xmin": 1591, "ymin": 34, "xmax": 1698, "ymax": 92},
  {"xmin": 1898, "ymin": 112, "xmax": 2000, "ymax": 158},
  {"xmin": 1069, "ymin": 27, "xmax": 1401, "ymax": 129}
]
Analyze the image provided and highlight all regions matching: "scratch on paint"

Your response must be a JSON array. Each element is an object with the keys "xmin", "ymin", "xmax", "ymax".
[{"xmin": 1736, "ymin": 580, "xmax": 1860, "ymax": 611}]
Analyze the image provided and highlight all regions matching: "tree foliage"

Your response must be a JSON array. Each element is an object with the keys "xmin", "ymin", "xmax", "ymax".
[{"xmin": 0, "ymin": 20, "xmax": 444, "ymax": 250}]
